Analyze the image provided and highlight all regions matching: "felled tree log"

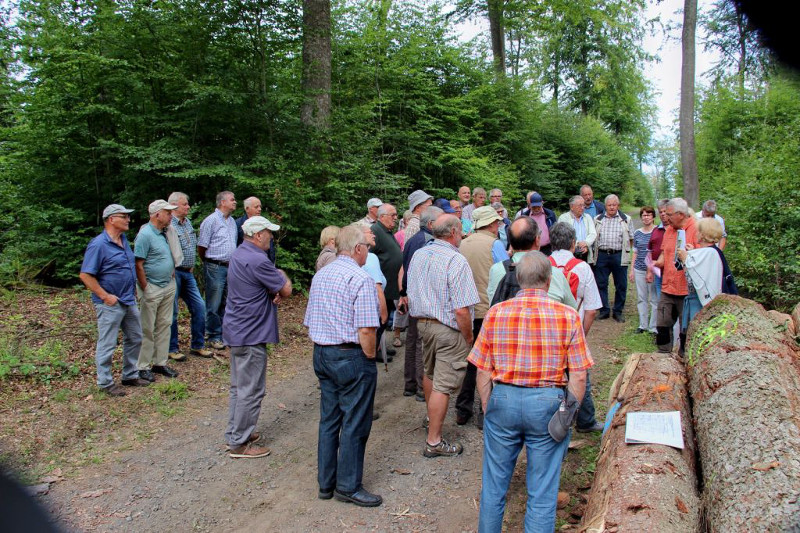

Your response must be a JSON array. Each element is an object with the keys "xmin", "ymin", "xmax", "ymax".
[
  {"xmin": 580, "ymin": 353, "xmax": 700, "ymax": 533},
  {"xmin": 686, "ymin": 294, "xmax": 800, "ymax": 532}
]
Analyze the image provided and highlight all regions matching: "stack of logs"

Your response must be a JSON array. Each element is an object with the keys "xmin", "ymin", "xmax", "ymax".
[{"xmin": 580, "ymin": 295, "xmax": 800, "ymax": 532}]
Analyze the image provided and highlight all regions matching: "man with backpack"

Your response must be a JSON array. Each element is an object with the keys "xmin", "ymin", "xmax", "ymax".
[{"xmin": 486, "ymin": 217, "xmax": 576, "ymax": 309}]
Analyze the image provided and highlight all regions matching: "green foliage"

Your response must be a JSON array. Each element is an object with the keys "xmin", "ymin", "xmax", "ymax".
[
  {"xmin": 0, "ymin": 335, "xmax": 79, "ymax": 384},
  {"xmin": 696, "ymin": 73, "xmax": 800, "ymax": 311}
]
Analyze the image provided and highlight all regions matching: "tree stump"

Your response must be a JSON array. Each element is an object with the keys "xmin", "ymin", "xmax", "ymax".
[
  {"xmin": 580, "ymin": 353, "xmax": 700, "ymax": 533},
  {"xmin": 686, "ymin": 294, "xmax": 800, "ymax": 532}
]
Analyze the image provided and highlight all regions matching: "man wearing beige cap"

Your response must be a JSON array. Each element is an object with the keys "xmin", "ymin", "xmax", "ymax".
[
  {"xmin": 134, "ymin": 200, "xmax": 180, "ymax": 382},
  {"xmin": 224, "ymin": 216, "xmax": 291, "ymax": 458},
  {"xmin": 404, "ymin": 190, "xmax": 433, "ymax": 242},
  {"xmin": 358, "ymin": 198, "xmax": 383, "ymax": 227},
  {"xmin": 456, "ymin": 205, "xmax": 508, "ymax": 428}
]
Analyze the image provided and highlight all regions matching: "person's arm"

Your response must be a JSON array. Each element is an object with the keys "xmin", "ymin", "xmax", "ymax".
[
  {"xmin": 567, "ymin": 369, "xmax": 587, "ymax": 405},
  {"xmin": 358, "ymin": 327, "xmax": 377, "ymax": 359},
  {"xmin": 79, "ymin": 272, "xmax": 118, "ymax": 306},
  {"xmin": 718, "ymin": 236, "xmax": 727, "ymax": 250},
  {"xmin": 653, "ymin": 251, "xmax": 664, "ymax": 269},
  {"xmin": 454, "ymin": 307, "xmax": 473, "ymax": 345},
  {"xmin": 197, "ymin": 245, "xmax": 207, "ymax": 261},
  {"xmin": 135, "ymin": 258, "xmax": 148, "ymax": 290},
  {"xmin": 376, "ymin": 284, "xmax": 388, "ymax": 324},
  {"xmin": 582, "ymin": 309, "xmax": 596, "ymax": 335},
  {"xmin": 629, "ymin": 249, "xmax": 637, "ymax": 281},
  {"xmin": 477, "ymin": 369, "xmax": 493, "ymax": 413},
  {"xmin": 272, "ymin": 269, "xmax": 293, "ymax": 304}
]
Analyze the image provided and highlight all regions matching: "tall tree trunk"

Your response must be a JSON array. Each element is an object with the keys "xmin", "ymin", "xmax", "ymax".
[
  {"xmin": 301, "ymin": 0, "xmax": 331, "ymax": 130},
  {"xmin": 679, "ymin": 0, "xmax": 699, "ymax": 208},
  {"xmin": 487, "ymin": 0, "xmax": 505, "ymax": 77}
]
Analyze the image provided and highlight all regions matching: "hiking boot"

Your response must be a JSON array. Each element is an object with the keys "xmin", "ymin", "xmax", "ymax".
[
  {"xmin": 168, "ymin": 351, "xmax": 187, "ymax": 362},
  {"xmin": 191, "ymin": 347, "xmax": 213, "ymax": 358},
  {"xmin": 424, "ymin": 438, "xmax": 463, "ymax": 458},
  {"xmin": 576, "ymin": 421, "xmax": 604, "ymax": 433},
  {"xmin": 101, "ymin": 383, "xmax": 126, "ymax": 397},
  {"xmin": 208, "ymin": 340, "xmax": 225, "ymax": 350},
  {"xmin": 229, "ymin": 443, "xmax": 271, "ymax": 459}
]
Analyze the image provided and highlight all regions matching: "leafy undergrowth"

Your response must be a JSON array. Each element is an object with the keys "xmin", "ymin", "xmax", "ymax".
[{"xmin": 0, "ymin": 287, "xmax": 311, "ymax": 486}]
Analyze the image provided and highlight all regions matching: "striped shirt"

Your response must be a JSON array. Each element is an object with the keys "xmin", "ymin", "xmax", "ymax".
[
  {"xmin": 171, "ymin": 216, "xmax": 197, "ymax": 269},
  {"xmin": 632, "ymin": 228, "xmax": 653, "ymax": 271},
  {"xmin": 304, "ymin": 256, "xmax": 380, "ymax": 345},
  {"xmin": 468, "ymin": 288, "xmax": 593, "ymax": 388},
  {"xmin": 197, "ymin": 209, "xmax": 237, "ymax": 262},
  {"xmin": 407, "ymin": 239, "xmax": 479, "ymax": 329}
]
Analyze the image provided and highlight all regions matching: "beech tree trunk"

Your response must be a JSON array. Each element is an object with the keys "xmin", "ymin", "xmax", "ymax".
[
  {"xmin": 680, "ymin": 0, "xmax": 699, "ymax": 209},
  {"xmin": 486, "ymin": 0, "xmax": 505, "ymax": 77},
  {"xmin": 301, "ymin": 0, "xmax": 331, "ymax": 129},
  {"xmin": 580, "ymin": 353, "xmax": 700, "ymax": 533},
  {"xmin": 686, "ymin": 295, "xmax": 800, "ymax": 531}
]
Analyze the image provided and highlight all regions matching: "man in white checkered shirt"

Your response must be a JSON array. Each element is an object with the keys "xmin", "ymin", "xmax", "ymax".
[
  {"xmin": 408, "ymin": 214, "xmax": 479, "ymax": 458},
  {"xmin": 590, "ymin": 194, "xmax": 632, "ymax": 323}
]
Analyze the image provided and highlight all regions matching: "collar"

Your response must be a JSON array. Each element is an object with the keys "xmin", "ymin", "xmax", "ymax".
[{"xmin": 516, "ymin": 288, "xmax": 548, "ymax": 298}]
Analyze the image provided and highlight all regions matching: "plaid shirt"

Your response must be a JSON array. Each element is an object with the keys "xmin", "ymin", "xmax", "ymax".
[
  {"xmin": 468, "ymin": 288, "xmax": 593, "ymax": 387},
  {"xmin": 595, "ymin": 212, "xmax": 625, "ymax": 250},
  {"xmin": 407, "ymin": 239, "xmax": 479, "ymax": 329},
  {"xmin": 171, "ymin": 216, "xmax": 197, "ymax": 269},
  {"xmin": 304, "ymin": 256, "xmax": 380, "ymax": 345},
  {"xmin": 197, "ymin": 209, "xmax": 237, "ymax": 261}
]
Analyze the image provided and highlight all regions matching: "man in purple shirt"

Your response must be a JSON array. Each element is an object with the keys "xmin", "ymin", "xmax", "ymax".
[{"xmin": 223, "ymin": 216, "xmax": 291, "ymax": 459}]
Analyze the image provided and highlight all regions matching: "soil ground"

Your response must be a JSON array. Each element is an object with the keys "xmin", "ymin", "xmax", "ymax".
[{"xmin": 1, "ymin": 262, "xmax": 641, "ymax": 531}]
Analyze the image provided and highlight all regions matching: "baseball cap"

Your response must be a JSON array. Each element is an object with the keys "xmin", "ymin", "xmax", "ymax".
[
  {"xmin": 434, "ymin": 198, "xmax": 456, "ymax": 214},
  {"xmin": 528, "ymin": 192, "xmax": 544, "ymax": 207},
  {"xmin": 408, "ymin": 190, "xmax": 434, "ymax": 212},
  {"xmin": 367, "ymin": 198, "xmax": 383, "ymax": 209},
  {"xmin": 472, "ymin": 206, "xmax": 502, "ymax": 229},
  {"xmin": 102, "ymin": 204, "xmax": 135, "ymax": 219},
  {"xmin": 148, "ymin": 199, "xmax": 178, "ymax": 215},
  {"xmin": 242, "ymin": 216, "xmax": 280, "ymax": 236}
]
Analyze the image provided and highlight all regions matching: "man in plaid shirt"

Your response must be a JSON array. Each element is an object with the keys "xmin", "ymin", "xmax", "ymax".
[{"xmin": 468, "ymin": 251, "xmax": 593, "ymax": 533}]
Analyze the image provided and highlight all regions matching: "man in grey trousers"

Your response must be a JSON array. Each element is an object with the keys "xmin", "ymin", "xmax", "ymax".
[{"xmin": 223, "ymin": 216, "xmax": 292, "ymax": 458}]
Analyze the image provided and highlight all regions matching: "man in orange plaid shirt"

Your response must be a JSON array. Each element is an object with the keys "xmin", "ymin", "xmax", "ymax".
[{"xmin": 468, "ymin": 251, "xmax": 593, "ymax": 533}]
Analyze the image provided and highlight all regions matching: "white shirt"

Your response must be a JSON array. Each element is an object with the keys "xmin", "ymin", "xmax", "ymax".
[{"xmin": 550, "ymin": 249, "xmax": 602, "ymax": 321}]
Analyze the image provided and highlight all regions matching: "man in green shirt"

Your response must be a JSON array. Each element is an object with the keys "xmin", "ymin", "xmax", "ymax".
[
  {"xmin": 486, "ymin": 217, "xmax": 577, "ymax": 309},
  {"xmin": 370, "ymin": 203, "xmax": 403, "ymax": 361}
]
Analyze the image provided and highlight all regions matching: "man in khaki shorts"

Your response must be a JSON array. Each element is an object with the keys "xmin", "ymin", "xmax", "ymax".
[{"xmin": 407, "ymin": 214, "xmax": 479, "ymax": 458}]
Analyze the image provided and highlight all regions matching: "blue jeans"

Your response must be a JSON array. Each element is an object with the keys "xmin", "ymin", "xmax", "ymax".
[
  {"xmin": 313, "ymin": 344, "xmax": 377, "ymax": 494},
  {"xmin": 479, "ymin": 384, "xmax": 569, "ymax": 533},
  {"xmin": 203, "ymin": 262, "xmax": 228, "ymax": 343},
  {"xmin": 170, "ymin": 269, "xmax": 207, "ymax": 352},
  {"xmin": 576, "ymin": 370, "xmax": 596, "ymax": 429},
  {"xmin": 93, "ymin": 302, "xmax": 142, "ymax": 387},
  {"xmin": 595, "ymin": 250, "xmax": 628, "ymax": 316}
]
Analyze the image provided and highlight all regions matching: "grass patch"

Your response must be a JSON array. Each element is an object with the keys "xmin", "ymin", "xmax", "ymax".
[
  {"xmin": 144, "ymin": 381, "xmax": 190, "ymax": 417},
  {"xmin": 0, "ymin": 336, "xmax": 81, "ymax": 383}
]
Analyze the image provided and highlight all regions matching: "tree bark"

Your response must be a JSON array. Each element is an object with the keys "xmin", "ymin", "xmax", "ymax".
[
  {"xmin": 580, "ymin": 353, "xmax": 700, "ymax": 532},
  {"xmin": 301, "ymin": 0, "xmax": 331, "ymax": 130},
  {"xmin": 686, "ymin": 295, "xmax": 800, "ymax": 530},
  {"xmin": 487, "ymin": 0, "xmax": 505, "ymax": 77},
  {"xmin": 679, "ymin": 0, "xmax": 699, "ymax": 208}
]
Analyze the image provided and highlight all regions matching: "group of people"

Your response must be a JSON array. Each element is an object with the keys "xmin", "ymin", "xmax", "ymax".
[
  {"xmin": 309, "ymin": 186, "xmax": 736, "ymax": 529},
  {"xmin": 80, "ymin": 191, "xmax": 291, "ymax": 459},
  {"xmin": 81, "ymin": 183, "xmax": 736, "ymax": 528}
]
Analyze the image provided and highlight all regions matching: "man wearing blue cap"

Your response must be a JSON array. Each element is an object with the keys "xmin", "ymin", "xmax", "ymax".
[{"xmin": 515, "ymin": 192, "xmax": 557, "ymax": 255}]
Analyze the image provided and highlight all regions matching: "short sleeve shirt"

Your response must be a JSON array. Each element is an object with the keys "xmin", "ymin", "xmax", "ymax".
[
  {"xmin": 81, "ymin": 231, "xmax": 137, "ymax": 306},
  {"xmin": 632, "ymin": 228, "xmax": 653, "ymax": 271},
  {"xmin": 363, "ymin": 253, "xmax": 387, "ymax": 286},
  {"xmin": 486, "ymin": 252, "xmax": 577, "ymax": 309},
  {"xmin": 171, "ymin": 216, "xmax": 197, "ymax": 269},
  {"xmin": 134, "ymin": 223, "xmax": 175, "ymax": 287},
  {"xmin": 223, "ymin": 241, "xmax": 287, "ymax": 346},
  {"xmin": 197, "ymin": 209, "xmax": 237, "ymax": 261}
]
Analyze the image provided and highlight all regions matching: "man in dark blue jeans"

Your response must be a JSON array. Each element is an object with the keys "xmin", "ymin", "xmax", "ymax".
[
  {"xmin": 304, "ymin": 225, "xmax": 382, "ymax": 508},
  {"xmin": 167, "ymin": 192, "xmax": 213, "ymax": 361}
]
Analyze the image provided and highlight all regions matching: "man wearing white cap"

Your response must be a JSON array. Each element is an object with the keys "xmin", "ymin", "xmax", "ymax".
[
  {"xmin": 358, "ymin": 198, "xmax": 383, "ymax": 227},
  {"xmin": 224, "ymin": 216, "xmax": 292, "ymax": 458},
  {"xmin": 404, "ymin": 189, "xmax": 433, "ymax": 242},
  {"xmin": 80, "ymin": 204, "xmax": 148, "ymax": 396},
  {"xmin": 134, "ymin": 200, "xmax": 180, "ymax": 382}
]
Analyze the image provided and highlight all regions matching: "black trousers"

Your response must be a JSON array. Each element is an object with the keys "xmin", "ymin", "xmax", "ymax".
[{"xmin": 455, "ymin": 318, "xmax": 483, "ymax": 417}]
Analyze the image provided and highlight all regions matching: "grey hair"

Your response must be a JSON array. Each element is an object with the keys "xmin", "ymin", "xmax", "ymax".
[
  {"xmin": 377, "ymin": 203, "xmax": 395, "ymax": 217},
  {"xmin": 421, "ymin": 206, "xmax": 444, "ymax": 228},
  {"xmin": 402, "ymin": 209, "xmax": 413, "ymax": 223},
  {"xmin": 337, "ymin": 225, "xmax": 365, "ymax": 254},
  {"xmin": 569, "ymin": 195, "xmax": 583, "ymax": 207},
  {"xmin": 243, "ymin": 196, "xmax": 260, "ymax": 209},
  {"xmin": 549, "ymin": 222, "xmax": 576, "ymax": 252},
  {"xmin": 657, "ymin": 199, "xmax": 669, "ymax": 209},
  {"xmin": 472, "ymin": 187, "xmax": 487, "ymax": 196},
  {"xmin": 580, "ymin": 184, "xmax": 592, "ymax": 194},
  {"xmin": 702, "ymin": 199, "xmax": 717, "ymax": 214},
  {"xmin": 215, "ymin": 191, "xmax": 234, "ymax": 207},
  {"xmin": 489, "ymin": 188, "xmax": 502, "ymax": 197},
  {"xmin": 669, "ymin": 197, "xmax": 689, "ymax": 215},
  {"xmin": 516, "ymin": 251, "xmax": 552, "ymax": 289},
  {"xmin": 490, "ymin": 202, "xmax": 505, "ymax": 211},
  {"xmin": 431, "ymin": 214, "xmax": 461, "ymax": 238},
  {"xmin": 604, "ymin": 194, "xmax": 619, "ymax": 205},
  {"xmin": 168, "ymin": 191, "xmax": 188, "ymax": 204}
]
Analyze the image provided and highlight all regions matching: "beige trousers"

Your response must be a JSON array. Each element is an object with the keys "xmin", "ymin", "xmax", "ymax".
[{"xmin": 137, "ymin": 279, "xmax": 176, "ymax": 370}]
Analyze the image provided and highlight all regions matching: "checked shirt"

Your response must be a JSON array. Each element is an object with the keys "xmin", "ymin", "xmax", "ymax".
[{"xmin": 468, "ymin": 288, "xmax": 593, "ymax": 388}]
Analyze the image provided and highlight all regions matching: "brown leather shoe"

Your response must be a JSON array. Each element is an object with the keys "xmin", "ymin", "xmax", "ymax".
[
  {"xmin": 121, "ymin": 378, "xmax": 151, "ymax": 387},
  {"xmin": 229, "ymin": 443, "xmax": 271, "ymax": 458},
  {"xmin": 101, "ymin": 383, "xmax": 127, "ymax": 397}
]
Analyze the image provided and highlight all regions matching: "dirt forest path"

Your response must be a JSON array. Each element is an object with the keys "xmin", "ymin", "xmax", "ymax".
[{"xmin": 41, "ymin": 298, "xmax": 631, "ymax": 533}]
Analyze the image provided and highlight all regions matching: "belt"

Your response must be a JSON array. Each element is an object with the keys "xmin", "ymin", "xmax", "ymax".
[
  {"xmin": 316, "ymin": 342, "xmax": 361, "ymax": 350},
  {"xmin": 417, "ymin": 317, "xmax": 440, "ymax": 324},
  {"xmin": 204, "ymin": 258, "xmax": 229, "ymax": 267},
  {"xmin": 598, "ymin": 248, "xmax": 621, "ymax": 254},
  {"xmin": 176, "ymin": 266, "xmax": 192, "ymax": 273}
]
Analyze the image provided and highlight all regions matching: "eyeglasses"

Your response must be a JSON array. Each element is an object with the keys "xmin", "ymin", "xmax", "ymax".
[
  {"xmin": 490, "ymin": 195, "xmax": 502, "ymax": 199},
  {"xmin": 110, "ymin": 214, "xmax": 130, "ymax": 220},
  {"xmin": 382, "ymin": 213, "xmax": 398, "ymax": 218}
]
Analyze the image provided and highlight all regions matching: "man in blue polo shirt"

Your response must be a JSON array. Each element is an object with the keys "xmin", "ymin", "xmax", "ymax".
[
  {"xmin": 80, "ymin": 204, "xmax": 149, "ymax": 397},
  {"xmin": 223, "ymin": 216, "xmax": 291, "ymax": 459}
]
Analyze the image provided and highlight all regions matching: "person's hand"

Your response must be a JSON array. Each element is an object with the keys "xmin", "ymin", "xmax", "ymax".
[
  {"xmin": 677, "ymin": 249, "xmax": 688, "ymax": 262},
  {"xmin": 645, "ymin": 271, "xmax": 654, "ymax": 283},
  {"xmin": 397, "ymin": 296, "xmax": 409, "ymax": 314},
  {"xmin": 685, "ymin": 243, "xmax": 695, "ymax": 251},
  {"xmin": 365, "ymin": 352, "xmax": 376, "ymax": 360},
  {"xmin": 272, "ymin": 294, "xmax": 283, "ymax": 305},
  {"xmin": 102, "ymin": 294, "xmax": 119, "ymax": 306},
  {"xmin": 628, "ymin": 270, "xmax": 634, "ymax": 282},
  {"xmin": 577, "ymin": 241, "xmax": 587, "ymax": 253},
  {"xmin": 465, "ymin": 334, "xmax": 474, "ymax": 345}
]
